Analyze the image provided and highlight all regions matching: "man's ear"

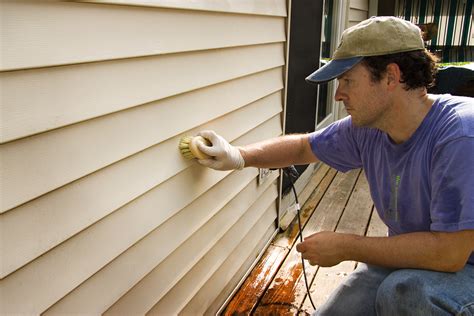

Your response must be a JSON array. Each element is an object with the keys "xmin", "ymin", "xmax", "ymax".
[{"xmin": 385, "ymin": 63, "xmax": 402, "ymax": 91}]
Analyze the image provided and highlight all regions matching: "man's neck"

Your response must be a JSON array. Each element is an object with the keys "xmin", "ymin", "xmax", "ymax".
[{"xmin": 381, "ymin": 89, "xmax": 435, "ymax": 144}]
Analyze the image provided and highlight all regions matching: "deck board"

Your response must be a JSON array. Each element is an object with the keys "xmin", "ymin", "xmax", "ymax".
[
  {"xmin": 366, "ymin": 207, "xmax": 387, "ymax": 237},
  {"xmin": 300, "ymin": 171, "xmax": 373, "ymax": 313},
  {"xmin": 222, "ymin": 167, "xmax": 387, "ymax": 315},
  {"xmin": 222, "ymin": 165, "xmax": 334, "ymax": 316},
  {"xmin": 272, "ymin": 165, "xmax": 334, "ymax": 249},
  {"xmin": 253, "ymin": 169, "xmax": 360, "ymax": 315}
]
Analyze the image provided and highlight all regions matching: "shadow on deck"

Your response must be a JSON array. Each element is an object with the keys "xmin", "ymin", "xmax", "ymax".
[{"xmin": 222, "ymin": 164, "xmax": 387, "ymax": 315}]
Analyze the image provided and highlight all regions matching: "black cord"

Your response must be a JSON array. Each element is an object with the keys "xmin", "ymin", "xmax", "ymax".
[{"xmin": 282, "ymin": 166, "xmax": 317, "ymax": 310}]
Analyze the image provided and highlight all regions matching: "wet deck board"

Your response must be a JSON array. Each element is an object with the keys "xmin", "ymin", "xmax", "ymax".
[
  {"xmin": 300, "ymin": 172, "xmax": 374, "ymax": 312},
  {"xmin": 222, "ymin": 164, "xmax": 334, "ymax": 316},
  {"xmin": 223, "ymin": 166, "xmax": 387, "ymax": 315},
  {"xmin": 253, "ymin": 169, "xmax": 361, "ymax": 315},
  {"xmin": 300, "ymin": 206, "xmax": 387, "ymax": 313}
]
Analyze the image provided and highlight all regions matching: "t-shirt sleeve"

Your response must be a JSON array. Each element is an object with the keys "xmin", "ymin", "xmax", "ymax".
[
  {"xmin": 430, "ymin": 136, "xmax": 474, "ymax": 232},
  {"xmin": 308, "ymin": 117, "xmax": 363, "ymax": 172}
]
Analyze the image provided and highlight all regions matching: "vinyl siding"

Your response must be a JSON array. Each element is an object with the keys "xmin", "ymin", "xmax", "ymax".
[
  {"xmin": 348, "ymin": 0, "xmax": 369, "ymax": 28},
  {"xmin": 0, "ymin": 0, "xmax": 286, "ymax": 71},
  {"xmin": 0, "ymin": 0, "xmax": 285, "ymax": 314}
]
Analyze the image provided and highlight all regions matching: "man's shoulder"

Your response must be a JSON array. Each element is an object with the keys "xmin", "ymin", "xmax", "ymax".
[
  {"xmin": 432, "ymin": 94, "xmax": 474, "ymax": 138},
  {"xmin": 435, "ymin": 94, "xmax": 474, "ymax": 115}
]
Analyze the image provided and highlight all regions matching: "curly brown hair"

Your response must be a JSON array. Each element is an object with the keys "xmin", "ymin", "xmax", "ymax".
[{"xmin": 361, "ymin": 50, "xmax": 439, "ymax": 90}]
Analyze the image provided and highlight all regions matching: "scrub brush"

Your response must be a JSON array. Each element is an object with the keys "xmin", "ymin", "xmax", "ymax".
[{"xmin": 179, "ymin": 135, "xmax": 212, "ymax": 160}]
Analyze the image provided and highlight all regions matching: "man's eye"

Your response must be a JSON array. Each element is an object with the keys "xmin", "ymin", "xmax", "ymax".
[{"xmin": 337, "ymin": 78, "xmax": 351, "ymax": 85}]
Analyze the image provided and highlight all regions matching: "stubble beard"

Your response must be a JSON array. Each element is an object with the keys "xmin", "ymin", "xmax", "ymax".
[{"xmin": 350, "ymin": 98, "xmax": 390, "ymax": 129}]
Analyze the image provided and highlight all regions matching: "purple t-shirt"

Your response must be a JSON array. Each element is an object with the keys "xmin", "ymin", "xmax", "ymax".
[{"xmin": 309, "ymin": 94, "xmax": 474, "ymax": 265}]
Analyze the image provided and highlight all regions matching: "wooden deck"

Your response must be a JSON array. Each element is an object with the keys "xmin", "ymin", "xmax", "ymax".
[{"xmin": 221, "ymin": 164, "xmax": 387, "ymax": 315}]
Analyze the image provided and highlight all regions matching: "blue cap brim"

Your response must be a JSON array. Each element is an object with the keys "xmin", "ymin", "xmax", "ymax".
[{"xmin": 305, "ymin": 56, "xmax": 363, "ymax": 84}]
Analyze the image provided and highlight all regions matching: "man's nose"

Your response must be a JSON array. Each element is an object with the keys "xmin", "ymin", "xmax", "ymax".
[{"xmin": 334, "ymin": 84, "xmax": 344, "ymax": 102}]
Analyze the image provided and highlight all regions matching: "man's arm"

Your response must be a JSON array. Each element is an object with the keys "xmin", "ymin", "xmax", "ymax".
[
  {"xmin": 239, "ymin": 134, "xmax": 319, "ymax": 169},
  {"xmin": 296, "ymin": 229, "xmax": 474, "ymax": 272},
  {"xmin": 196, "ymin": 130, "xmax": 319, "ymax": 170}
]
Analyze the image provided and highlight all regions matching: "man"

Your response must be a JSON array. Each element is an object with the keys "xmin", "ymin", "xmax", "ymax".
[{"xmin": 195, "ymin": 17, "xmax": 474, "ymax": 315}]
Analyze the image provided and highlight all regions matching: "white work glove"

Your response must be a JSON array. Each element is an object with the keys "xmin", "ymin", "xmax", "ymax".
[{"xmin": 196, "ymin": 130, "xmax": 245, "ymax": 171}]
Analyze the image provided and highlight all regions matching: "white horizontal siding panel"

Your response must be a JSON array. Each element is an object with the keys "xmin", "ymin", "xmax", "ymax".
[
  {"xmin": 41, "ymin": 115, "xmax": 282, "ymax": 314},
  {"xmin": 99, "ymin": 175, "xmax": 278, "ymax": 315},
  {"xmin": 183, "ymin": 208, "xmax": 278, "ymax": 315},
  {"xmin": 1, "ymin": 1, "xmax": 285, "ymax": 71},
  {"xmin": 148, "ymin": 193, "xmax": 278, "ymax": 315},
  {"xmin": 0, "ymin": 101, "xmax": 282, "ymax": 314},
  {"xmin": 348, "ymin": 8, "xmax": 368, "ymax": 23},
  {"xmin": 0, "ymin": 165, "xmax": 230, "ymax": 314},
  {"xmin": 350, "ymin": 0, "xmax": 369, "ymax": 11},
  {"xmin": 145, "ymin": 187, "xmax": 278, "ymax": 315},
  {"xmin": 1, "ymin": 67, "xmax": 284, "ymax": 214},
  {"xmin": 1, "ymin": 88, "xmax": 283, "ymax": 278},
  {"xmin": 1, "ymin": 42, "xmax": 285, "ymax": 143},
  {"xmin": 44, "ymin": 168, "xmax": 260, "ymax": 315},
  {"xmin": 205, "ymin": 223, "xmax": 277, "ymax": 315},
  {"xmin": 1, "ymin": 107, "xmax": 280, "ymax": 282},
  {"xmin": 348, "ymin": 21, "xmax": 360, "ymax": 28},
  {"xmin": 80, "ymin": 0, "xmax": 287, "ymax": 16},
  {"xmin": 231, "ymin": 114, "xmax": 283, "ymax": 147}
]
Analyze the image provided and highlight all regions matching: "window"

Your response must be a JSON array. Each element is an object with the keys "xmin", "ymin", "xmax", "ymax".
[{"xmin": 317, "ymin": 0, "xmax": 335, "ymax": 124}]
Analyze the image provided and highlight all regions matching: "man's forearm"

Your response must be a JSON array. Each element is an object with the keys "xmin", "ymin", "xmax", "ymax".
[
  {"xmin": 343, "ymin": 230, "xmax": 474, "ymax": 272},
  {"xmin": 298, "ymin": 230, "xmax": 473, "ymax": 272},
  {"xmin": 239, "ymin": 134, "xmax": 318, "ymax": 169}
]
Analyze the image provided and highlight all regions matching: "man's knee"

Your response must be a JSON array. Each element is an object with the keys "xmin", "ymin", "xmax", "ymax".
[{"xmin": 375, "ymin": 270, "xmax": 428, "ymax": 315}]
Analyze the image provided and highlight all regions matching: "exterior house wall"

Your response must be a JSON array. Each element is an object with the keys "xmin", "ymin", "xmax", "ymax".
[
  {"xmin": 348, "ymin": 0, "xmax": 369, "ymax": 28},
  {"xmin": 0, "ymin": 1, "xmax": 286, "ymax": 314}
]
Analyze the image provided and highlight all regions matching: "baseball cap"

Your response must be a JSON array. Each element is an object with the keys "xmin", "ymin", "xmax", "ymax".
[{"xmin": 306, "ymin": 16, "xmax": 425, "ymax": 84}]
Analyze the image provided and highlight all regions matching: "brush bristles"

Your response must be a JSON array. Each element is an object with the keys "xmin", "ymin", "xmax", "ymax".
[
  {"xmin": 179, "ymin": 135, "xmax": 211, "ymax": 160},
  {"xmin": 179, "ymin": 136, "xmax": 196, "ymax": 159}
]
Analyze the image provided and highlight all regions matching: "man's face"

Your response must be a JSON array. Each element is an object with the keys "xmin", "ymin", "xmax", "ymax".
[{"xmin": 334, "ymin": 63, "xmax": 391, "ymax": 128}]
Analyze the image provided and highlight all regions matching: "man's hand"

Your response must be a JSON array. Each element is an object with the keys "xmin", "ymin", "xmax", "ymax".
[
  {"xmin": 196, "ymin": 130, "xmax": 245, "ymax": 171},
  {"xmin": 296, "ymin": 230, "xmax": 474, "ymax": 272},
  {"xmin": 296, "ymin": 231, "xmax": 349, "ymax": 267}
]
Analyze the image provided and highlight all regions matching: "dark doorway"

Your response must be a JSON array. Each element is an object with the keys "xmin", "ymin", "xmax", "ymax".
[{"xmin": 283, "ymin": 0, "xmax": 325, "ymax": 193}]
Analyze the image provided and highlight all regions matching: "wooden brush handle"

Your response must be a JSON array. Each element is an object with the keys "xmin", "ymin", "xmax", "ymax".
[{"xmin": 189, "ymin": 136, "xmax": 212, "ymax": 159}]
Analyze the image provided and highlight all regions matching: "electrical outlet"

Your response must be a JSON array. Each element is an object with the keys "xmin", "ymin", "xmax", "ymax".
[{"xmin": 258, "ymin": 168, "xmax": 272, "ymax": 185}]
